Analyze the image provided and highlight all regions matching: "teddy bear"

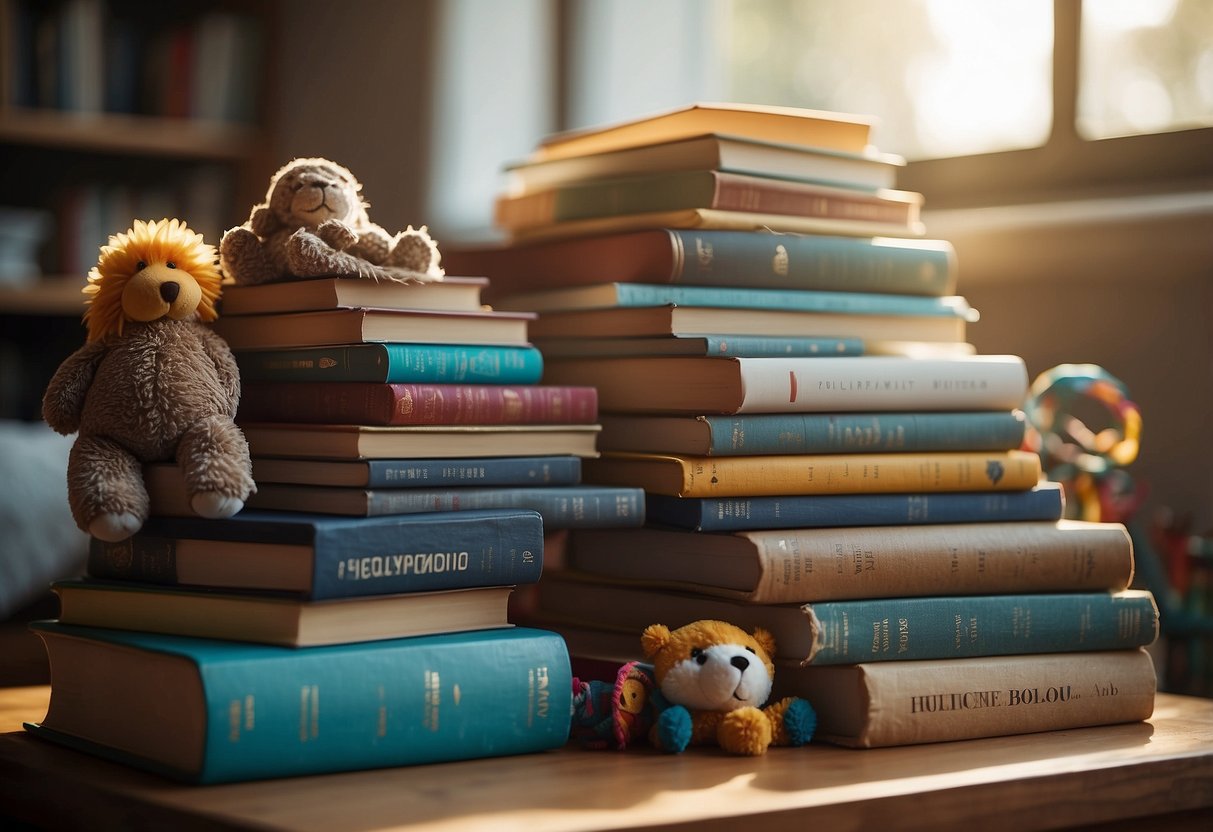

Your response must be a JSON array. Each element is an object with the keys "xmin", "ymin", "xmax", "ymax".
[
  {"xmin": 219, "ymin": 157, "xmax": 444, "ymax": 285},
  {"xmin": 641, "ymin": 619, "xmax": 816, "ymax": 755},
  {"xmin": 42, "ymin": 219, "xmax": 256, "ymax": 542}
]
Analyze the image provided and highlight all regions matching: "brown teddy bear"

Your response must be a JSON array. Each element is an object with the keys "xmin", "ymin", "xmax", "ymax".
[
  {"xmin": 42, "ymin": 219, "xmax": 256, "ymax": 542},
  {"xmin": 219, "ymin": 157, "xmax": 444, "ymax": 285},
  {"xmin": 641, "ymin": 619, "xmax": 816, "ymax": 755}
]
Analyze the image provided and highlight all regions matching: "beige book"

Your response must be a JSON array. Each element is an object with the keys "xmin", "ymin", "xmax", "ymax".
[
  {"xmin": 238, "ymin": 423, "xmax": 601, "ymax": 460},
  {"xmin": 218, "ymin": 276, "xmax": 487, "ymax": 316}
]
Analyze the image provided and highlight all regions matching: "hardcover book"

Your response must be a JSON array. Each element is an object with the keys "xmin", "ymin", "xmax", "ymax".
[
  {"xmin": 238, "ymin": 423, "xmax": 602, "ymax": 460},
  {"xmin": 28, "ymin": 622, "xmax": 572, "ymax": 782},
  {"xmin": 86, "ymin": 508, "xmax": 543, "ymax": 598},
  {"xmin": 234, "ymin": 343, "xmax": 546, "ymax": 385},
  {"xmin": 218, "ymin": 275, "xmax": 488, "ymax": 316},
  {"xmin": 532, "ymin": 334, "xmax": 864, "ymax": 359},
  {"xmin": 566, "ymin": 519, "xmax": 1133, "ymax": 602},
  {"xmin": 229, "ymin": 456, "xmax": 581, "ymax": 488}
]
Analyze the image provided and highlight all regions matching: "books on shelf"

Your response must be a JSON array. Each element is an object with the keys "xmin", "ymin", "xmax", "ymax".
[
  {"xmin": 644, "ymin": 483, "xmax": 1065, "ymax": 532},
  {"xmin": 228, "ymin": 456, "xmax": 582, "ymax": 488},
  {"xmin": 583, "ymin": 450, "xmax": 1042, "ymax": 497},
  {"xmin": 238, "ymin": 423, "xmax": 602, "ymax": 460},
  {"xmin": 211, "ymin": 307, "xmax": 535, "ymax": 350},
  {"xmin": 532, "ymin": 334, "xmax": 864, "ymax": 359},
  {"xmin": 237, "ymin": 382, "xmax": 599, "ymax": 426},
  {"xmin": 234, "ymin": 343, "xmax": 546, "ymax": 385},
  {"xmin": 28, "ymin": 622, "xmax": 571, "ymax": 782},
  {"xmin": 533, "ymin": 574, "xmax": 1160, "ymax": 665},
  {"xmin": 541, "ymin": 355, "xmax": 1029, "ymax": 414},
  {"xmin": 86, "ymin": 509, "xmax": 543, "ymax": 598},
  {"xmin": 595, "ymin": 411, "xmax": 1028, "ymax": 456},
  {"xmin": 565, "ymin": 519, "xmax": 1134, "ymax": 603},
  {"xmin": 52, "ymin": 579, "xmax": 516, "ymax": 647},
  {"xmin": 218, "ymin": 276, "xmax": 489, "ymax": 316}
]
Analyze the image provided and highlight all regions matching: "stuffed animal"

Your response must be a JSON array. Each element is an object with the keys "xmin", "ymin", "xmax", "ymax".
[
  {"xmin": 42, "ymin": 219, "xmax": 256, "ymax": 542},
  {"xmin": 641, "ymin": 620, "xmax": 816, "ymax": 755},
  {"xmin": 219, "ymin": 157, "xmax": 444, "ymax": 285},
  {"xmin": 570, "ymin": 661, "xmax": 659, "ymax": 750}
]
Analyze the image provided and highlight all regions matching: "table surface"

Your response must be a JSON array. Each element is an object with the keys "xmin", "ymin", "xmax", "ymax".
[{"xmin": 2, "ymin": 685, "xmax": 1212, "ymax": 832}]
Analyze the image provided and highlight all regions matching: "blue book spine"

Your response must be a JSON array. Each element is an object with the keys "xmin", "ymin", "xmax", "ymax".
[
  {"xmin": 28, "ymin": 623, "xmax": 572, "ymax": 783},
  {"xmin": 235, "ymin": 343, "xmax": 544, "ymax": 384},
  {"xmin": 362, "ymin": 456, "xmax": 582, "ymax": 487},
  {"xmin": 704, "ymin": 411, "xmax": 1026, "ymax": 456},
  {"xmin": 646, "ymin": 484, "xmax": 1065, "ymax": 531},
  {"xmin": 693, "ymin": 335, "xmax": 864, "ymax": 357},
  {"xmin": 610, "ymin": 284, "xmax": 974, "ymax": 319},
  {"xmin": 361, "ymin": 485, "xmax": 645, "ymax": 529},
  {"xmin": 806, "ymin": 591, "xmax": 1159, "ymax": 665},
  {"xmin": 88, "ymin": 509, "xmax": 544, "ymax": 599}
]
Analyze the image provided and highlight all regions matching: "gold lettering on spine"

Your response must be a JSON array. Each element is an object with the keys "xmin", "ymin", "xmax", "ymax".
[
  {"xmin": 299, "ymin": 685, "xmax": 319, "ymax": 742},
  {"xmin": 424, "ymin": 670, "xmax": 441, "ymax": 731}
]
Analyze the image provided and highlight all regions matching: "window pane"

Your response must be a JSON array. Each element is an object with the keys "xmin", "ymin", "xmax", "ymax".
[
  {"xmin": 1078, "ymin": 0, "xmax": 1213, "ymax": 139},
  {"xmin": 720, "ymin": 0, "xmax": 1053, "ymax": 160}
]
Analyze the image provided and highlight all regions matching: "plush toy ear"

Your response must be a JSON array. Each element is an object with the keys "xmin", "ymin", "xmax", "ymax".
[
  {"xmin": 640, "ymin": 624, "xmax": 672, "ymax": 659},
  {"xmin": 751, "ymin": 626, "xmax": 777, "ymax": 659}
]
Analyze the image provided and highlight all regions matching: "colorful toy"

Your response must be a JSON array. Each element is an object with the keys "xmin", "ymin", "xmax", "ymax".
[
  {"xmin": 219, "ymin": 157, "xmax": 444, "ymax": 285},
  {"xmin": 42, "ymin": 219, "xmax": 256, "ymax": 542},
  {"xmin": 570, "ymin": 661, "xmax": 658, "ymax": 750}
]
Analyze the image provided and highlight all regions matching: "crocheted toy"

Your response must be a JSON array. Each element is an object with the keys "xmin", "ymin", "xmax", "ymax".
[
  {"xmin": 219, "ymin": 157, "xmax": 444, "ymax": 285},
  {"xmin": 42, "ymin": 219, "xmax": 255, "ymax": 542},
  {"xmin": 570, "ymin": 661, "xmax": 658, "ymax": 750},
  {"xmin": 642, "ymin": 619, "xmax": 816, "ymax": 755}
]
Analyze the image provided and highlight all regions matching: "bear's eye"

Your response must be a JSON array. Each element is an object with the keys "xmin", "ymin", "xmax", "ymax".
[
  {"xmin": 745, "ymin": 646, "xmax": 756, "ymax": 654},
  {"xmin": 690, "ymin": 647, "xmax": 708, "ymax": 665},
  {"xmin": 166, "ymin": 261, "xmax": 176, "ymax": 269}
]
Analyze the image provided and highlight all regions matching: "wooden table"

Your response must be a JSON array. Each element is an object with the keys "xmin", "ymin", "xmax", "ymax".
[{"xmin": 1, "ymin": 685, "xmax": 1211, "ymax": 831}]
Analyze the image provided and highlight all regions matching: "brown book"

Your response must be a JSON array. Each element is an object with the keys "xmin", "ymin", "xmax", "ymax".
[{"xmin": 218, "ymin": 276, "xmax": 488, "ymax": 316}]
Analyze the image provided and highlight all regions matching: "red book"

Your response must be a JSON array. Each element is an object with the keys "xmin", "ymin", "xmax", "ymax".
[{"xmin": 238, "ymin": 382, "xmax": 599, "ymax": 426}]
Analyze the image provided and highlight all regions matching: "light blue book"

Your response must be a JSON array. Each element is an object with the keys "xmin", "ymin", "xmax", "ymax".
[
  {"xmin": 27, "ymin": 623, "xmax": 572, "ymax": 783},
  {"xmin": 235, "ymin": 343, "xmax": 544, "ymax": 384}
]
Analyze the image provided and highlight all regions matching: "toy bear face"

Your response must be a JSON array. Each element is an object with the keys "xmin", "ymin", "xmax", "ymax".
[
  {"xmin": 266, "ymin": 158, "xmax": 369, "ymax": 231},
  {"xmin": 642, "ymin": 620, "xmax": 777, "ymax": 713}
]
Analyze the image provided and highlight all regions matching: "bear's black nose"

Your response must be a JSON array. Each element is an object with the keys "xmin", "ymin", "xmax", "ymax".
[
  {"xmin": 159, "ymin": 282, "xmax": 180, "ymax": 303},
  {"xmin": 731, "ymin": 655, "xmax": 750, "ymax": 672}
]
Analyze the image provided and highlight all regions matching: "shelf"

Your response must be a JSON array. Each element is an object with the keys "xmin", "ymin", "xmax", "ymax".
[{"xmin": 0, "ymin": 279, "xmax": 87, "ymax": 316}]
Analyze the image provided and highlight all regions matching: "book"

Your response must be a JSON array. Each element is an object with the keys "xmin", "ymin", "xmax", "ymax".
[
  {"xmin": 447, "ymin": 230, "xmax": 957, "ymax": 300},
  {"xmin": 532, "ymin": 575, "xmax": 1160, "ymax": 665},
  {"xmin": 778, "ymin": 649, "xmax": 1157, "ymax": 748},
  {"xmin": 494, "ymin": 283, "xmax": 975, "ymax": 318},
  {"xmin": 504, "ymin": 133, "xmax": 904, "ymax": 194},
  {"xmin": 582, "ymin": 450, "xmax": 1043, "ymax": 497},
  {"xmin": 237, "ymin": 382, "xmax": 599, "ymax": 426},
  {"xmin": 52, "ymin": 579, "xmax": 516, "ymax": 647},
  {"xmin": 221, "ymin": 456, "xmax": 582, "ymax": 488},
  {"xmin": 526, "ymin": 305, "xmax": 963, "ymax": 343},
  {"xmin": 235, "ymin": 343, "xmax": 545, "ymax": 384},
  {"xmin": 644, "ymin": 483, "xmax": 1066, "ymax": 532},
  {"xmin": 28, "ymin": 622, "xmax": 571, "ymax": 782},
  {"xmin": 494, "ymin": 172, "xmax": 924, "ymax": 233},
  {"xmin": 218, "ymin": 275, "xmax": 488, "ymax": 316},
  {"xmin": 530, "ymin": 102, "xmax": 873, "ymax": 160},
  {"xmin": 566, "ymin": 519, "xmax": 1134, "ymax": 602},
  {"xmin": 210, "ymin": 307, "xmax": 535, "ymax": 350},
  {"xmin": 239, "ymin": 423, "xmax": 602, "ymax": 460},
  {"xmin": 542, "ymin": 355, "xmax": 1029, "ymax": 415},
  {"xmin": 596, "ymin": 411, "xmax": 1028, "ymax": 456},
  {"xmin": 532, "ymin": 334, "xmax": 864, "ymax": 359},
  {"xmin": 86, "ymin": 508, "xmax": 543, "ymax": 598}
]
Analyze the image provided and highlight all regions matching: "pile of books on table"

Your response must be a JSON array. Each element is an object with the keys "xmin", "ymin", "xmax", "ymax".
[{"xmin": 447, "ymin": 102, "xmax": 1161, "ymax": 749}]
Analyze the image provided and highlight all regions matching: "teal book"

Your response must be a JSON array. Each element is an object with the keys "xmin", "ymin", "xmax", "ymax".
[
  {"xmin": 598, "ymin": 411, "xmax": 1027, "ymax": 456},
  {"xmin": 248, "ymin": 455, "xmax": 583, "ymax": 488},
  {"xmin": 27, "ymin": 623, "xmax": 572, "ymax": 783},
  {"xmin": 235, "ymin": 343, "xmax": 544, "ymax": 384}
]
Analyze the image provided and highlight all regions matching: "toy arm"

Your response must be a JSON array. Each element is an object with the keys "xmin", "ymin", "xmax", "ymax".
[
  {"xmin": 41, "ymin": 341, "xmax": 107, "ymax": 434},
  {"xmin": 248, "ymin": 205, "xmax": 277, "ymax": 238},
  {"xmin": 347, "ymin": 224, "xmax": 393, "ymax": 264},
  {"xmin": 198, "ymin": 326, "xmax": 242, "ymax": 413}
]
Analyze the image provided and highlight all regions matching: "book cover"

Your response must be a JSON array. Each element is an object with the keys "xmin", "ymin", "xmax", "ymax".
[
  {"xmin": 777, "ymin": 649, "xmax": 1156, "ymax": 748},
  {"xmin": 240, "ymin": 455, "xmax": 583, "ymax": 488},
  {"xmin": 566, "ymin": 518, "xmax": 1133, "ymax": 602},
  {"xmin": 583, "ymin": 449, "xmax": 1043, "ymax": 497},
  {"xmin": 645, "ymin": 483, "xmax": 1065, "ymax": 531},
  {"xmin": 237, "ymin": 382, "xmax": 599, "ymax": 426},
  {"xmin": 597, "ymin": 411, "xmax": 1028, "ymax": 456},
  {"xmin": 532, "ymin": 334, "xmax": 865, "ymax": 359},
  {"xmin": 235, "ymin": 343, "xmax": 545, "ymax": 385},
  {"xmin": 534, "ymin": 575, "xmax": 1160, "ymax": 665},
  {"xmin": 238, "ymin": 423, "xmax": 602, "ymax": 460},
  {"xmin": 218, "ymin": 276, "xmax": 488, "ymax": 316},
  {"xmin": 28, "ymin": 622, "xmax": 572, "ymax": 783},
  {"xmin": 447, "ymin": 230, "xmax": 957, "ymax": 300},
  {"xmin": 87, "ymin": 508, "xmax": 543, "ymax": 598},
  {"xmin": 542, "ymin": 355, "xmax": 1028, "ymax": 414}
]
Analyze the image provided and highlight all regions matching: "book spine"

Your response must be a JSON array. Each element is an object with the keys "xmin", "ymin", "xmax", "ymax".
[
  {"xmin": 697, "ymin": 335, "xmax": 864, "ymax": 357},
  {"xmin": 668, "ymin": 231, "xmax": 956, "ymax": 296},
  {"xmin": 610, "ymin": 285, "xmax": 970, "ymax": 318},
  {"xmin": 363, "ymin": 456, "xmax": 581, "ymax": 487},
  {"xmin": 779, "ymin": 649, "xmax": 1157, "ymax": 748},
  {"xmin": 645, "ymin": 486, "xmax": 1064, "ymax": 531},
  {"xmin": 238, "ymin": 383, "xmax": 598, "ymax": 426},
  {"xmin": 804, "ymin": 591, "xmax": 1159, "ymax": 665},
  {"xmin": 711, "ymin": 175, "xmax": 915, "ymax": 225},
  {"xmin": 361, "ymin": 486, "xmax": 645, "ymax": 529},
  {"xmin": 235, "ymin": 344, "xmax": 545, "ymax": 384},
  {"xmin": 702, "ymin": 411, "xmax": 1027, "ymax": 455}
]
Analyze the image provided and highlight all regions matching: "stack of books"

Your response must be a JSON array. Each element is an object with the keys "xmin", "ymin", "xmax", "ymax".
[{"xmin": 445, "ymin": 102, "xmax": 1161, "ymax": 749}]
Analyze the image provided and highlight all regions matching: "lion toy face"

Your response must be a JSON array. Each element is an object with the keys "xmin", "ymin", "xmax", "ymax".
[
  {"xmin": 642, "ymin": 620, "xmax": 776, "ymax": 712},
  {"xmin": 265, "ymin": 158, "xmax": 370, "ymax": 231}
]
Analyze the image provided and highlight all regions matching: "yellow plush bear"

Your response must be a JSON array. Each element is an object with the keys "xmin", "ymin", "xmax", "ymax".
[{"xmin": 641, "ymin": 619, "xmax": 816, "ymax": 755}]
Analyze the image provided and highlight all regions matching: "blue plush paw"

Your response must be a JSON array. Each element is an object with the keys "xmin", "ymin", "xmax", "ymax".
[
  {"xmin": 656, "ymin": 705, "xmax": 693, "ymax": 753},
  {"xmin": 784, "ymin": 698, "xmax": 817, "ymax": 746}
]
